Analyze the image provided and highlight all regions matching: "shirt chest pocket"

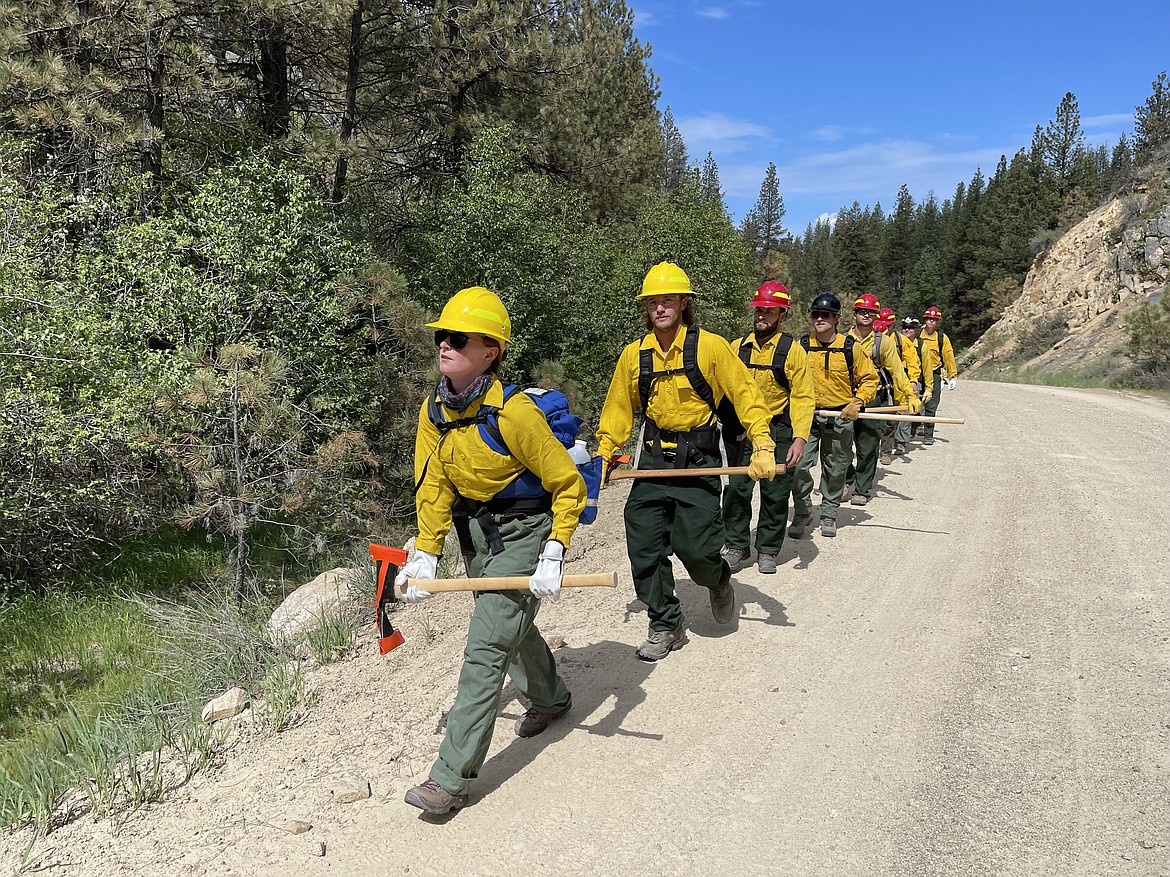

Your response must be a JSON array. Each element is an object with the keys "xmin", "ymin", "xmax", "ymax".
[{"xmin": 437, "ymin": 431, "xmax": 460, "ymax": 465}]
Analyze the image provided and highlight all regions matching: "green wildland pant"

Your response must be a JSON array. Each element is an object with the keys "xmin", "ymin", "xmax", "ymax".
[
  {"xmin": 430, "ymin": 511, "xmax": 570, "ymax": 796},
  {"xmin": 845, "ymin": 416, "xmax": 884, "ymax": 498},
  {"xmin": 792, "ymin": 414, "xmax": 854, "ymax": 522},
  {"xmin": 722, "ymin": 417, "xmax": 795, "ymax": 556},
  {"xmin": 922, "ymin": 372, "xmax": 943, "ymax": 438},
  {"xmin": 624, "ymin": 453, "xmax": 729, "ymax": 632}
]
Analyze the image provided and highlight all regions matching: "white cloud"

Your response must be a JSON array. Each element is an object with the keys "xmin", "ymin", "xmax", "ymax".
[
  {"xmin": 811, "ymin": 124, "xmax": 876, "ymax": 142},
  {"xmin": 717, "ymin": 137, "xmax": 1011, "ymax": 230},
  {"xmin": 777, "ymin": 139, "xmax": 1006, "ymax": 198},
  {"xmin": 1083, "ymin": 113, "xmax": 1132, "ymax": 129},
  {"xmin": 697, "ymin": 7, "xmax": 730, "ymax": 19},
  {"xmin": 677, "ymin": 112, "xmax": 772, "ymax": 154},
  {"xmin": 633, "ymin": 8, "xmax": 658, "ymax": 26}
]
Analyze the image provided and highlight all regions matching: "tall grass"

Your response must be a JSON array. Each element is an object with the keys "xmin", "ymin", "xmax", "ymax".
[{"xmin": 0, "ymin": 538, "xmax": 386, "ymax": 842}]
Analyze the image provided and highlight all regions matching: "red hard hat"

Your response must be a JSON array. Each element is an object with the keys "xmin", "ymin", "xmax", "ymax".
[
  {"xmin": 750, "ymin": 281, "xmax": 791, "ymax": 309},
  {"xmin": 923, "ymin": 305, "xmax": 943, "ymax": 319},
  {"xmin": 853, "ymin": 293, "xmax": 880, "ymax": 312},
  {"xmin": 878, "ymin": 307, "xmax": 895, "ymax": 322}
]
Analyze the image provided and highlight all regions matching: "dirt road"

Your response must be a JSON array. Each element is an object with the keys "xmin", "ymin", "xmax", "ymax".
[{"xmin": 5, "ymin": 381, "xmax": 1169, "ymax": 876}]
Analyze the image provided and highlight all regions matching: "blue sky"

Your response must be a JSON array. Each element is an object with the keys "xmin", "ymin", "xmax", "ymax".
[{"xmin": 631, "ymin": 0, "xmax": 1169, "ymax": 235}]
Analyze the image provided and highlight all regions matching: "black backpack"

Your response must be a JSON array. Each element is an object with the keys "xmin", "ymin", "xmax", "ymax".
[{"xmin": 870, "ymin": 332, "xmax": 894, "ymax": 405}]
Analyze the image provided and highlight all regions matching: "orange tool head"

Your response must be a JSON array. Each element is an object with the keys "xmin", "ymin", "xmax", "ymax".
[{"xmin": 369, "ymin": 543, "xmax": 409, "ymax": 654}]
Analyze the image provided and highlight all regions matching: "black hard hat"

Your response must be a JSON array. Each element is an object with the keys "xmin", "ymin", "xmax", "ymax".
[
  {"xmin": 901, "ymin": 315, "xmax": 921, "ymax": 327},
  {"xmin": 809, "ymin": 292, "xmax": 841, "ymax": 315}
]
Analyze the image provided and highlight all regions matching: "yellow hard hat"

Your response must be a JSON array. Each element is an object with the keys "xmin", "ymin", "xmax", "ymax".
[
  {"xmin": 425, "ymin": 286, "xmax": 512, "ymax": 345},
  {"xmin": 639, "ymin": 262, "xmax": 695, "ymax": 298}
]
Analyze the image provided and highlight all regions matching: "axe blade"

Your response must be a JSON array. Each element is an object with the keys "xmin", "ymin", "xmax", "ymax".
[{"xmin": 369, "ymin": 543, "xmax": 409, "ymax": 655}]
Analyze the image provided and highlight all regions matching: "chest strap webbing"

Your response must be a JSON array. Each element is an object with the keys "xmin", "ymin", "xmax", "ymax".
[
  {"xmin": 800, "ymin": 333, "xmax": 857, "ymax": 394},
  {"xmin": 637, "ymin": 328, "xmax": 720, "ymax": 469}
]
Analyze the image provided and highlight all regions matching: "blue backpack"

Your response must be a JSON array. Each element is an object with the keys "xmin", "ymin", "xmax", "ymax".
[{"xmin": 426, "ymin": 385, "xmax": 603, "ymax": 525}]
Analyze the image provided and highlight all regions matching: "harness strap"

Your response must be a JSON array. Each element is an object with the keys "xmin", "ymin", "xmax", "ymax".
[
  {"xmin": 637, "ymin": 328, "xmax": 720, "ymax": 469},
  {"xmin": 800, "ymin": 333, "xmax": 857, "ymax": 393},
  {"xmin": 738, "ymin": 332, "xmax": 793, "ymax": 392}
]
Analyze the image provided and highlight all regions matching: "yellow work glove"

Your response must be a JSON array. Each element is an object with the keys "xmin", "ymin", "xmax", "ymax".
[
  {"xmin": 747, "ymin": 441, "xmax": 777, "ymax": 481},
  {"xmin": 923, "ymin": 385, "xmax": 933, "ymax": 404},
  {"xmin": 906, "ymin": 395, "xmax": 923, "ymax": 415},
  {"xmin": 839, "ymin": 397, "xmax": 863, "ymax": 422}
]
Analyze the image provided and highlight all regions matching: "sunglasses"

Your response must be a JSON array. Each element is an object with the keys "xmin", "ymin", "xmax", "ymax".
[
  {"xmin": 434, "ymin": 329, "xmax": 482, "ymax": 350},
  {"xmin": 810, "ymin": 310, "xmax": 836, "ymax": 319},
  {"xmin": 854, "ymin": 309, "xmax": 877, "ymax": 316}
]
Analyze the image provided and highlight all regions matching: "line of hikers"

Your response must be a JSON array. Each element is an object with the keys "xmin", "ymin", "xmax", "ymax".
[{"xmin": 394, "ymin": 263, "xmax": 958, "ymax": 815}]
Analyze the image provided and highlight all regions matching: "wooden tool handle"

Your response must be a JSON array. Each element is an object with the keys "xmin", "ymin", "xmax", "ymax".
[
  {"xmin": 856, "ymin": 413, "xmax": 965, "ymax": 424},
  {"xmin": 609, "ymin": 464, "xmax": 785, "ymax": 480},
  {"xmin": 401, "ymin": 572, "xmax": 618, "ymax": 595},
  {"xmin": 816, "ymin": 407, "xmax": 907, "ymax": 417}
]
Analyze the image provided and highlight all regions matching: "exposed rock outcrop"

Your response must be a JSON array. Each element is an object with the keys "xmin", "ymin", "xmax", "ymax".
[{"xmin": 965, "ymin": 185, "xmax": 1170, "ymax": 376}]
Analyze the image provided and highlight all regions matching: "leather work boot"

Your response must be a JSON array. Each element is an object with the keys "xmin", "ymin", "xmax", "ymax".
[
  {"xmin": 850, "ymin": 493, "xmax": 869, "ymax": 506},
  {"xmin": 757, "ymin": 553, "xmax": 778, "ymax": 575},
  {"xmin": 787, "ymin": 515, "xmax": 810, "ymax": 539},
  {"xmin": 879, "ymin": 451, "xmax": 893, "ymax": 465},
  {"xmin": 404, "ymin": 779, "xmax": 466, "ymax": 815},
  {"xmin": 514, "ymin": 701, "xmax": 571, "ymax": 738},
  {"xmin": 820, "ymin": 518, "xmax": 837, "ymax": 538},
  {"xmin": 894, "ymin": 444, "xmax": 906, "ymax": 456},
  {"xmin": 709, "ymin": 582, "xmax": 735, "ymax": 624},
  {"xmin": 923, "ymin": 438, "xmax": 935, "ymax": 447},
  {"xmin": 636, "ymin": 626, "xmax": 688, "ymax": 661},
  {"xmin": 722, "ymin": 546, "xmax": 750, "ymax": 572},
  {"xmin": 841, "ymin": 482, "xmax": 855, "ymax": 501}
]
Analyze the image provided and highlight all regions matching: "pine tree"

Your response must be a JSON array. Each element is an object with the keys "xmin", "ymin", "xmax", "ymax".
[
  {"xmin": 1111, "ymin": 134, "xmax": 1135, "ymax": 181},
  {"xmin": 699, "ymin": 152, "xmax": 724, "ymax": 207},
  {"xmin": 913, "ymin": 194, "xmax": 943, "ymax": 257},
  {"xmin": 790, "ymin": 218, "xmax": 835, "ymax": 302},
  {"xmin": 901, "ymin": 247, "xmax": 944, "ymax": 323},
  {"xmin": 662, "ymin": 106, "xmax": 689, "ymax": 192},
  {"xmin": 832, "ymin": 201, "xmax": 880, "ymax": 297},
  {"xmin": 1031, "ymin": 92, "xmax": 1086, "ymax": 198},
  {"xmin": 1134, "ymin": 71, "xmax": 1170, "ymax": 164},
  {"xmin": 741, "ymin": 162, "xmax": 785, "ymax": 278},
  {"xmin": 882, "ymin": 184, "xmax": 916, "ymax": 305}
]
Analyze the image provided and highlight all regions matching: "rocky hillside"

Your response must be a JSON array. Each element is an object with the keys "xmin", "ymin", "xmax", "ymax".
[{"xmin": 964, "ymin": 179, "xmax": 1170, "ymax": 378}]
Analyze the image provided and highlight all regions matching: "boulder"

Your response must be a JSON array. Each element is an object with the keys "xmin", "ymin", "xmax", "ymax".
[
  {"xmin": 201, "ymin": 687, "xmax": 249, "ymax": 723},
  {"xmin": 267, "ymin": 568, "xmax": 362, "ymax": 642}
]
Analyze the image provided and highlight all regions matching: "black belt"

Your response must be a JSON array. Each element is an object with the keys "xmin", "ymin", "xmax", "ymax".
[
  {"xmin": 452, "ymin": 493, "xmax": 551, "ymax": 557},
  {"xmin": 643, "ymin": 419, "xmax": 720, "ymax": 469}
]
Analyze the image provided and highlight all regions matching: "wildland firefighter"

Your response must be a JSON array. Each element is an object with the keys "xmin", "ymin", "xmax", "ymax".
[
  {"xmin": 788, "ymin": 292, "xmax": 880, "ymax": 539},
  {"xmin": 397, "ymin": 286, "xmax": 586, "ymax": 816},
  {"xmin": 596, "ymin": 262, "xmax": 776, "ymax": 661},
  {"xmin": 897, "ymin": 315, "xmax": 936, "ymax": 452},
  {"xmin": 844, "ymin": 294, "xmax": 920, "ymax": 503},
  {"xmin": 720, "ymin": 281, "xmax": 815, "ymax": 575},
  {"xmin": 918, "ymin": 306, "xmax": 958, "ymax": 446}
]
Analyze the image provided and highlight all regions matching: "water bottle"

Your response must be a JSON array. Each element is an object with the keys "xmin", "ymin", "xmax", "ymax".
[
  {"xmin": 568, "ymin": 440, "xmax": 601, "ymax": 524},
  {"xmin": 567, "ymin": 439, "xmax": 591, "ymax": 466}
]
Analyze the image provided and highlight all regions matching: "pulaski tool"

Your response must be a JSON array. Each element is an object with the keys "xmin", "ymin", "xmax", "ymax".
[{"xmin": 369, "ymin": 543, "xmax": 617, "ymax": 654}]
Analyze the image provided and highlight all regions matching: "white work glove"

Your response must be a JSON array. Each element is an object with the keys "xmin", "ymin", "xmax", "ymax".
[
  {"xmin": 528, "ymin": 540, "xmax": 564, "ymax": 601},
  {"xmin": 947, "ymin": 378, "xmax": 957, "ymax": 391},
  {"xmin": 395, "ymin": 550, "xmax": 438, "ymax": 603}
]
